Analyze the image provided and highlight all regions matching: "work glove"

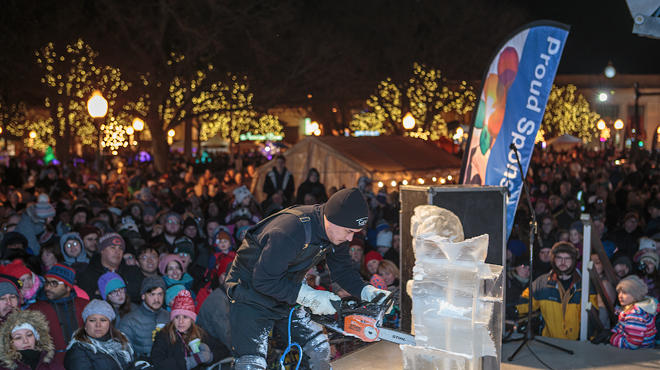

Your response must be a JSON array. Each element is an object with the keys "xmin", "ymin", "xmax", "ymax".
[
  {"xmin": 361, "ymin": 284, "xmax": 391, "ymax": 303},
  {"xmin": 361, "ymin": 285, "xmax": 393, "ymax": 314},
  {"xmin": 296, "ymin": 283, "xmax": 341, "ymax": 315},
  {"xmin": 590, "ymin": 330, "xmax": 612, "ymax": 345}
]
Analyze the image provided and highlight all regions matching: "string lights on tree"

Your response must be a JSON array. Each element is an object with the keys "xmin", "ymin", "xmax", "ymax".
[
  {"xmin": 541, "ymin": 84, "xmax": 600, "ymax": 141},
  {"xmin": 349, "ymin": 62, "xmax": 476, "ymax": 140}
]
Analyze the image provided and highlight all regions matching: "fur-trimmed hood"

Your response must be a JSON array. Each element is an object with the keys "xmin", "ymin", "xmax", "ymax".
[{"xmin": 0, "ymin": 310, "xmax": 55, "ymax": 369}]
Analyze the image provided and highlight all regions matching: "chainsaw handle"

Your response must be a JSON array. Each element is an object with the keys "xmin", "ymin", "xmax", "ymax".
[{"xmin": 332, "ymin": 299, "xmax": 342, "ymax": 315}]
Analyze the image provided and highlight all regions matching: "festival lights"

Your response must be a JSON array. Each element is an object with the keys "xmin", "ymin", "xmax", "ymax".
[{"xmin": 542, "ymin": 84, "xmax": 601, "ymax": 141}]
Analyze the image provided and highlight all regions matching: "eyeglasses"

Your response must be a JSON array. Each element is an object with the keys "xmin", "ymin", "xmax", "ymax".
[
  {"xmin": 44, "ymin": 280, "xmax": 64, "ymax": 288},
  {"xmin": 555, "ymin": 257, "xmax": 573, "ymax": 263},
  {"xmin": 167, "ymin": 220, "xmax": 180, "ymax": 225},
  {"xmin": 0, "ymin": 295, "xmax": 18, "ymax": 304},
  {"xmin": 124, "ymin": 256, "xmax": 135, "ymax": 260},
  {"xmin": 108, "ymin": 288, "xmax": 126, "ymax": 297},
  {"xmin": 350, "ymin": 248, "xmax": 363, "ymax": 252},
  {"xmin": 139, "ymin": 255, "xmax": 157, "ymax": 261},
  {"xmin": 178, "ymin": 253, "xmax": 189, "ymax": 258},
  {"xmin": 65, "ymin": 242, "xmax": 80, "ymax": 248},
  {"xmin": 542, "ymin": 222, "xmax": 553, "ymax": 226}
]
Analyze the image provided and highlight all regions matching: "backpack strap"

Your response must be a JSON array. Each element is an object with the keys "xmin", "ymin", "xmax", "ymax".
[{"xmin": 283, "ymin": 208, "xmax": 312, "ymax": 245}]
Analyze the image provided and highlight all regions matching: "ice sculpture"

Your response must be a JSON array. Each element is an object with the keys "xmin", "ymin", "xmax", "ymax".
[{"xmin": 403, "ymin": 205, "xmax": 503, "ymax": 370}]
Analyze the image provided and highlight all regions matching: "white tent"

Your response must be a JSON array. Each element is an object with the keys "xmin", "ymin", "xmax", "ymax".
[
  {"xmin": 546, "ymin": 134, "xmax": 584, "ymax": 151},
  {"xmin": 170, "ymin": 136, "xmax": 230, "ymax": 153},
  {"xmin": 250, "ymin": 136, "xmax": 462, "ymax": 202}
]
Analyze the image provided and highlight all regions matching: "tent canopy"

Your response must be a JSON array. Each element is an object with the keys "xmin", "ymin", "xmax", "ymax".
[
  {"xmin": 251, "ymin": 136, "xmax": 462, "ymax": 202},
  {"xmin": 546, "ymin": 134, "xmax": 583, "ymax": 151},
  {"xmin": 201, "ymin": 135, "xmax": 230, "ymax": 148}
]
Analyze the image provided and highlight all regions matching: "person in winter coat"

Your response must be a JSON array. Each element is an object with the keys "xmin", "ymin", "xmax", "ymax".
[
  {"xmin": 196, "ymin": 257, "xmax": 233, "ymax": 349},
  {"xmin": 64, "ymin": 300, "xmax": 135, "ymax": 370},
  {"xmin": 2, "ymin": 260, "xmax": 43, "ymax": 310},
  {"xmin": 295, "ymin": 168, "xmax": 328, "ymax": 205},
  {"xmin": 26, "ymin": 264, "xmax": 88, "ymax": 364},
  {"xmin": 97, "ymin": 273, "xmax": 138, "ymax": 327},
  {"xmin": 517, "ymin": 242, "xmax": 598, "ymax": 340},
  {"xmin": 0, "ymin": 309, "xmax": 65, "ymax": 370},
  {"xmin": 592, "ymin": 275, "xmax": 660, "ymax": 349},
  {"xmin": 262, "ymin": 155, "xmax": 294, "ymax": 206},
  {"xmin": 76, "ymin": 233, "xmax": 144, "ymax": 304},
  {"xmin": 150, "ymin": 290, "xmax": 230, "ymax": 370},
  {"xmin": 117, "ymin": 276, "xmax": 170, "ymax": 359},
  {"xmin": 14, "ymin": 197, "xmax": 56, "ymax": 255},
  {"xmin": 1, "ymin": 233, "xmax": 42, "ymax": 276},
  {"xmin": 506, "ymin": 256, "xmax": 530, "ymax": 307},
  {"xmin": 59, "ymin": 233, "xmax": 89, "ymax": 274},
  {"xmin": 0, "ymin": 275, "xmax": 21, "ymax": 328}
]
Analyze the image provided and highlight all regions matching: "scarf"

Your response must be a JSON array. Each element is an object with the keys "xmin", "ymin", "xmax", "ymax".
[
  {"xmin": 18, "ymin": 350, "xmax": 41, "ymax": 370},
  {"xmin": 512, "ymin": 271, "xmax": 529, "ymax": 286},
  {"xmin": 23, "ymin": 273, "xmax": 41, "ymax": 302},
  {"xmin": 67, "ymin": 333, "xmax": 133, "ymax": 368}
]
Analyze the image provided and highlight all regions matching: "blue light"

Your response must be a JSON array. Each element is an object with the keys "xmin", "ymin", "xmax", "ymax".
[{"xmin": 639, "ymin": 141, "xmax": 644, "ymax": 147}]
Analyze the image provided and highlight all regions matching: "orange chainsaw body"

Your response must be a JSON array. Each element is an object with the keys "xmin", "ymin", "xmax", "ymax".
[{"xmin": 344, "ymin": 314, "xmax": 380, "ymax": 342}]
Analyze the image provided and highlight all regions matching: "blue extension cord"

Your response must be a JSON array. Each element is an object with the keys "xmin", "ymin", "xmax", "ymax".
[{"xmin": 279, "ymin": 307, "xmax": 302, "ymax": 370}]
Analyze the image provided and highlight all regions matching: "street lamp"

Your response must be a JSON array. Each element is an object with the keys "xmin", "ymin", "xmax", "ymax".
[
  {"xmin": 87, "ymin": 90, "xmax": 108, "ymax": 183},
  {"xmin": 132, "ymin": 118, "xmax": 144, "ymax": 151},
  {"xmin": 167, "ymin": 129, "xmax": 175, "ymax": 145},
  {"xmin": 614, "ymin": 119, "xmax": 624, "ymax": 130},
  {"xmin": 402, "ymin": 112, "xmax": 415, "ymax": 130},
  {"xmin": 597, "ymin": 119, "xmax": 606, "ymax": 130}
]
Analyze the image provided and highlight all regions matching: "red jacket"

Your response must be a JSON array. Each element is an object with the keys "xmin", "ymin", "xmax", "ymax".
[{"xmin": 26, "ymin": 294, "xmax": 88, "ymax": 364}]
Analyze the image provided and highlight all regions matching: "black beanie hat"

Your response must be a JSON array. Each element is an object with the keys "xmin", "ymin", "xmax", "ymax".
[{"xmin": 323, "ymin": 187, "xmax": 369, "ymax": 229}]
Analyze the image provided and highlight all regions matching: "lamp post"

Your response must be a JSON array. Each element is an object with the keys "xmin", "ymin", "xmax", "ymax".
[
  {"xmin": 614, "ymin": 119, "xmax": 624, "ymax": 151},
  {"xmin": 87, "ymin": 90, "xmax": 108, "ymax": 183},
  {"xmin": 402, "ymin": 112, "xmax": 415, "ymax": 130}
]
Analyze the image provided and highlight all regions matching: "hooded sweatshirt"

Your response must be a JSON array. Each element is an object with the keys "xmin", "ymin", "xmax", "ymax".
[
  {"xmin": 610, "ymin": 296, "xmax": 660, "ymax": 349},
  {"xmin": 59, "ymin": 233, "xmax": 89, "ymax": 265}
]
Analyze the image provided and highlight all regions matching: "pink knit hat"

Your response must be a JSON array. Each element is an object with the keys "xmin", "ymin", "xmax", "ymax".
[
  {"xmin": 158, "ymin": 254, "xmax": 184, "ymax": 275},
  {"xmin": 170, "ymin": 290, "xmax": 196, "ymax": 321}
]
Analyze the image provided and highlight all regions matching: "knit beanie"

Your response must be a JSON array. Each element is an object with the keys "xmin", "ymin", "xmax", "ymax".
[
  {"xmin": 170, "ymin": 290, "xmax": 196, "ymax": 322},
  {"xmin": 513, "ymin": 255, "xmax": 530, "ymax": 267},
  {"xmin": 174, "ymin": 238, "xmax": 195, "ymax": 261},
  {"xmin": 159, "ymin": 254, "xmax": 184, "ymax": 275},
  {"xmin": 507, "ymin": 239, "xmax": 526, "ymax": 257},
  {"xmin": 141, "ymin": 276, "xmax": 167, "ymax": 296},
  {"xmin": 617, "ymin": 275, "xmax": 648, "ymax": 302},
  {"xmin": 166, "ymin": 212, "xmax": 182, "ymax": 223},
  {"xmin": 637, "ymin": 250, "xmax": 660, "ymax": 269},
  {"xmin": 376, "ymin": 230, "xmax": 393, "ymax": 248},
  {"xmin": 98, "ymin": 232, "xmax": 125, "ymax": 253},
  {"xmin": 35, "ymin": 201, "xmax": 56, "ymax": 219},
  {"xmin": 82, "ymin": 299, "xmax": 116, "ymax": 323},
  {"xmin": 182, "ymin": 218, "xmax": 198, "ymax": 231},
  {"xmin": 569, "ymin": 221, "xmax": 583, "ymax": 234},
  {"xmin": 79, "ymin": 226, "xmax": 100, "ymax": 240},
  {"xmin": 365, "ymin": 251, "xmax": 383, "ymax": 267},
  {"xmin": 550, "ymin": 241, "xmax": 578, "ymax": 276},
  {"xmin": 323, "ymin": 187, "xmax": 369, "ymax": 229},
  {"xmin": 350, "ymin": 237, "xmax": 365, "ymax": 249},
  {"xmin": 375, "ymin": 220, "xmax": 390, "ymax": 234},
  {"xmin": 215, "ymin": 230, "xmax": 231, "ymax": 244},
  {"xmin": 4, "ymin": 260, "xmax": 32, "ymax": 280},
  {"xmin": 12, "ymin": 323, "xmax": 40, "ymax": 341},
  {"xmin": 0, "ymin": 274, "xmax": 20, "ymax": 298},
  {"xmin": 612, "ymin": 255, "xmax": 633, "ymax": 272},
  {"xmin": 166, "ymin": 285, "xmax": 186, "ymax": 307},
  {"xmin": 639, "ymin": 237, "xmax": 657, "ymax": 252},
  {"xmin": 45, "ymin": 264, "xmax": 76, "ymax": 289},
  {"xmin": 233, "ymin": 185, "xmax": 252, "ymax": 204},
  {"xmin": 98, "ymin": 272, "xmax": 126, "ymax": 300}
]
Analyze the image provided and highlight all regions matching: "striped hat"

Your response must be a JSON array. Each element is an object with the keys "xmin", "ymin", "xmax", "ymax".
[{"xmin": 45, "ymin": 264, "xmax": 76, "ymax": 289}]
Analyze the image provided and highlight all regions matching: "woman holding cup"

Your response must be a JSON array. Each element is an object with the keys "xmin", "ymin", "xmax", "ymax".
[{"xmin": 150, "ymin": 290, "xmax": 229, "ymax": 370}]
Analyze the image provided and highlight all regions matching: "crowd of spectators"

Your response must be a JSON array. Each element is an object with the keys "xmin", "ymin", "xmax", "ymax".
[
  {"xmin": 506, "ymin": 147, "xmax": 660, "ymax": 350},
  {"xmin": 0, "ymin": 150, "xmax": 402, "ymax": 369}
]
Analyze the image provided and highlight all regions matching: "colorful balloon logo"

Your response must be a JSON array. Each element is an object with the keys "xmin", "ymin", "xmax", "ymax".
[{"xmin": 477, "ymin": 47, "xmax": 519, "ymax": 155}]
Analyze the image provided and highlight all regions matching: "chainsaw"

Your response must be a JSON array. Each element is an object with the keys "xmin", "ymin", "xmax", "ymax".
[{"xmin": 312, "ymin": 293, "xmax": 416, "ymax": 346}]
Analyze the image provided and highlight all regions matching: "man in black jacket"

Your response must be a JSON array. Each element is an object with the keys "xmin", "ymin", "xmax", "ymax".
[
  {"xmin": 226, "ymin": 188, "xmax": 390, "ymax": 370},
  {"xmin": 77, "ymin": 232, "xmax": 145, "ymax": 303}
]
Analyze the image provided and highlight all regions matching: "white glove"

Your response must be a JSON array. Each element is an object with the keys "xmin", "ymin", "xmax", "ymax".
[
  {"xmin": 296, "ymin": 284, "xmax": 341, "ymax": 315},
  {"xmin": 361, "ymin": 285, "xmax": 391, "ymax": 303}
]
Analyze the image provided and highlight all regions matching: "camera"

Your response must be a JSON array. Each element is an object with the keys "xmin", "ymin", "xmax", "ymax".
[{"xmin": 639, "ymin": 260, "xmax": 647, "ymax": 271}]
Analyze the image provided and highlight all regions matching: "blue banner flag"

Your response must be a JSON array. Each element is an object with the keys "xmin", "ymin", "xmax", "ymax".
[{"xmin": 460, "ymin": 21, "xmax": 570, "ymax": 240}]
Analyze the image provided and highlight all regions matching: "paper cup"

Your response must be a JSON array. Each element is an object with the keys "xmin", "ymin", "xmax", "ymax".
[{"xmin": 189, "ymin": 338, "xmax": 201, "ymax": 353}]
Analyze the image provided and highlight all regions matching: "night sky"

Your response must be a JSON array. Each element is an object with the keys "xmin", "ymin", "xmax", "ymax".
[{"xmin": 518, "ymin": 0, "xmax": 660, "ymax": 75}]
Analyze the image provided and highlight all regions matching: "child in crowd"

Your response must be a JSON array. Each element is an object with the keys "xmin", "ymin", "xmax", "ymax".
[
  {"xmin": 3, "ymin": 260, "xmax": 43, "ymax": 310},
  {"xmin": 634, "ymin": 248, "xmax": 660, "ymax": 301},
  {"xmin": 592, "ymin": 275, "xmax": 660, "ymax": 349},
  {"xmin": 364, "ymin": 251, "xmax": 383, "ymax": 278}
]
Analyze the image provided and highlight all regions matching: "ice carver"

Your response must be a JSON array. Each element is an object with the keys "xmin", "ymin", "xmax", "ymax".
[
  {"xmin": 517, "ymin": 241, "xmax": 597, "ymax": 340},
  {"xmin": 225, "ymin": 187, "xmax": 391, "ymax": 370}
]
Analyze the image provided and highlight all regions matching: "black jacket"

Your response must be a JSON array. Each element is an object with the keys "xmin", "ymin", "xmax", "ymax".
[
  {"xmin": 226, "ymin": 205, "xmax": 366, "ymax": 307},
  {"xmin": 150, "ymin": 329, "xmax": 230, "ymax": 370},
  {"xmin": 77, "ymin": 254, "xmax": 145, "ymax": 304}
]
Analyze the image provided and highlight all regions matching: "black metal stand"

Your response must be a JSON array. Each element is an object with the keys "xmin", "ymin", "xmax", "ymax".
[{"xmin": 506, "ymin": 143, "xmax": 573, "ymax": 362}]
